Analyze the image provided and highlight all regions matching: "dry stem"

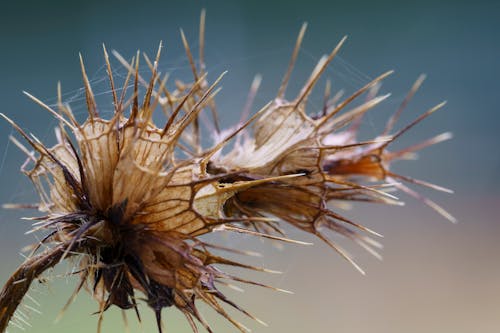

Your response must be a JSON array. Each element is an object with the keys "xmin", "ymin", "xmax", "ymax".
[{"xmin": 0, "ymin": 243, "xmax": 68, "ymax": 331}]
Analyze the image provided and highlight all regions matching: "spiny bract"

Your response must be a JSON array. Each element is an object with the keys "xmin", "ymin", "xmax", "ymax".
[{"xmin": 0, "ymin": 11, "xmax": 453, "ymax": 333}]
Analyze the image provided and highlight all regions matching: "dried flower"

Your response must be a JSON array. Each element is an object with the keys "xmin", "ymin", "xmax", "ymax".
[{"xmin": 0, "ymin": 11, "xmax": 452, "ymax": 333}]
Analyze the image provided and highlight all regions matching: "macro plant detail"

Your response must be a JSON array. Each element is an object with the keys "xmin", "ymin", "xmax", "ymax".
[{"xmin": 0, "ymin": 11, "xmax": 453, "ymax": 333}]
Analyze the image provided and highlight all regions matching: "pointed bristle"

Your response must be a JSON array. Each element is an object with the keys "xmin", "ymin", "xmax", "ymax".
[
  {"xmin": 394, "ymin": 182, "xmax": 456, "ymax": 223},
  {"xmin": 102, "ymin": 44, "xmax": 118, "ymax": 110},
  {"xmin": 141, "ymin": 44, "xmax": 162, "ymax": 115},
  {"xmin": 130, "ymin": 50, "xmax": 141, "ymax": 121},
  {"xmin": 295, "ymin": 36, "xmax": 347, "ymax": 108},
  {"xmin": 385, "ymin": 101, "xmax": 447, "ymax": 147},
  {"xmin": 180, "ymin": 28, "xmax": 199, "ymax": 81},
  {"xmin": 318, "ymin": 233, "xmax": 366, "ymax": 275},
  {"xmin": 278, "ymin": 22, "xmax": 308, "ymax": 98},
  {"xmin": 79, "ymin": 53, "xmax": 98, "ymax": 120},
  {"xmin": 221, "ymin": 225, "xmax": 313, "ymax": 245},
  {"xmin": 317, "ymin": 70, "xmax": 393, "ymax": 127},
  {"xmin": 383, "ymin": 73, "xmax": 427, "ymax": 135},
  {"xmin": 199, "ymin": 9, "xmax": 206, "ymax": 73},
  {"xmin": 162, "ymin": 72, "xmax": 210, "ymax": 136}
]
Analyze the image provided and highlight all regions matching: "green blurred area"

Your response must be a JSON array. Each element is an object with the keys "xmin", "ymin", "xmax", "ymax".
[{"xmin": 0, "ymin": 0, "xmax": 499, "ymax": 332}]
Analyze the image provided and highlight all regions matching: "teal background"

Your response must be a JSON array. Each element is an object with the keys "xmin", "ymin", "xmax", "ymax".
[{"xmin": 0, "ymin": 1, "xmax": 499, "ymax": 332}]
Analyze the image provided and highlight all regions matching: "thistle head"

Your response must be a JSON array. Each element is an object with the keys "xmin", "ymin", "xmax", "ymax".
[{"xmin": 0, "ymin": 11, "xmax": 453, "ymax": 333}]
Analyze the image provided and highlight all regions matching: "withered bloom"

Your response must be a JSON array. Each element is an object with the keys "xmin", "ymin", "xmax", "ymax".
[{"xmin": 0, "ymin": 12, "xmax": 453, "ymax": 333}]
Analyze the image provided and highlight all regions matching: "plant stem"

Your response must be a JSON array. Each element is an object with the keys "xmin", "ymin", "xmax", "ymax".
[{"xmin": 0, "ymin": 244, "xmax": 67, "ymax": 332}]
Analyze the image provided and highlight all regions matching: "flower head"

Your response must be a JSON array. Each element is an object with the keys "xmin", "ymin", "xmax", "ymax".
[{"xmin": 0, "ymin": 12, "xmax": 452, "ymax": 333}]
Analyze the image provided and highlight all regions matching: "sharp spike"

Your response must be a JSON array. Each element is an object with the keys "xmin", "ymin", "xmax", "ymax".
[
  {"xmin": 78, "ymin": 53, "xmax": 98, "ymax": 120},
  {"xmin": 348, "ymin": 82, "xmax": 382, "ymax": 135},
  {"xmin": 180, "ymin": 28, "xmax": 199, "ymax": 81},
  {"xmin": 155, "ymin": 309, "xmax": 163, "ymax": 333},
  {"xmin": 295, "ymin": 36, "xmax": 347, "ymax": 108},
  {"xmin": 1, "ymin": 113, "xmax": 44, "ymax": 153},
  {"xmin": 321, "ymin": 93, "xmax": 391, "ymax": 133},
  {"xmin": 222, "ymin": 274, "xmax": 294, "ymax": 294},
  {"xmin": 117, "ymin": 54, "xmax": 136, "ymax": 113},
  {"xmin": 22, "ymin": 91, "xmax": 74, "ymax": 129},
  {"xmin": 193, "ymin": 291, "xmax": 245, "ymax": 332},
  {"xmin": 57, "ymin": 82, "xmax": 79, "ymax": 128},
  {"xmin": 8, "ymin": 135, "xmax": 36, "ymax": 161},
  {"xmin": 162, "ymin": 72, "xmax": 209, "ymax": 136},
  {"xmin": 130, "ymin": 50, "xmax": 141, "ymax": 122},
  {"xmin": 323, "ymin": 209, "xmax": 384, "ymax": 238},
  {"xmin": 220, "ymin": 225, "xmax": 313, "ymax": 245},
  {"xmin": 277, "ymin": 22, "xmax": 308, "ymax": 98},
  {"xmin": 169, "ymin": 72, "xmax": 226, "ymax": 142},
  {"xmin": 393, "ymin": 181, "xmax": 456, "ymax": 223},
  {"xmin": 312, "ymin": 137, "xmax": 391, "ymax": 151},
  {"xmin": 148, "ymin": 73, "xmax": 169, "ymax": 117},
  {"xmin": 201, "ymin": 242, "xmax": 263, "ymax": 257},
  {"xmin": 102, "ymin": 44, "xmax": 118, "ymax": 111},
  {"xmin": 112, "ymin": 49, "xmax": 148, "ymax": 87},
  {"xmin": 382, "ymin": 101, "xmax": 447, "ymax": 149},
  {"xmin": 317, "ymin": 70, "xmax": 393, "ymax": 128},
  {"xmin": 216, "ymin": 173, "xmax": 307, "ymax": 193},
  {"xmin": 183, "ymin": 312, "xmax": 199, "ymax": 333},
  {"xmin": 142, "ymin": 41, "xmax": 163, "ymax": 113},
  {"xmin": 321, "ymin": 78, "xmax": 332, "ymax": 117},
  {"xmin": 315, "ymin": 231, "xmax": 366, "ymax": 275},
  {"xmin": 383, "ymin": 74, "xmax": 426, "ymax": 135},
  {"xmin": 199, "ymin": 9, "xmax": 207, "ymax": 74},
  {"xmin": 388, "ymin": 132, "xmax": 453, "ymax": 159},
  {"xmin": 388, "ymin": 172, "xmax": 454, "ymax": 194},
  {"xmin": 326, "ymin": 89, "xmax": 344, "ymax": 113},
  {"xmin": 239, "ymin": 74, "xmax": 262, "ymax": 125}
]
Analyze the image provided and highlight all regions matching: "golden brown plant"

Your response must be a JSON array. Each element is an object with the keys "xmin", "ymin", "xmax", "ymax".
[{"xmin": 0, "ymin": 11, "xmax": 453, "ymax": 333}]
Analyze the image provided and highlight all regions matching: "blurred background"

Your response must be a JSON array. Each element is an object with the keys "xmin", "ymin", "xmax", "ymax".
[{"xmin": 0, "ymin": 0, "xmax": 498, "ymax": 332}]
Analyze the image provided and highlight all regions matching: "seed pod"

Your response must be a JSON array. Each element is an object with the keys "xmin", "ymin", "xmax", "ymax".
[{"xmin": 0, "ymin": 10, "xmax": 452, "ymax": 333}]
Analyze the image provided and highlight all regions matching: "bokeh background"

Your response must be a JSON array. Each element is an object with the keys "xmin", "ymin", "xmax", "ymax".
[{"xmin": 0, "ymin": 0, "xmax": 499, "ymax": 332}]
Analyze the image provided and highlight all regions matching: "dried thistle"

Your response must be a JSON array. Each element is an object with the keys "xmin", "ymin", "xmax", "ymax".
[{"xmin": 0, "ymin": 11, "xmax": 453, "ymax": 333}]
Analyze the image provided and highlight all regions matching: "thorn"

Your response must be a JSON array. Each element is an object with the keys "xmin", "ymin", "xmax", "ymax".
[{"xmin": 278, "ymin": 22, "xmax": 308, "ymax": 98}]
